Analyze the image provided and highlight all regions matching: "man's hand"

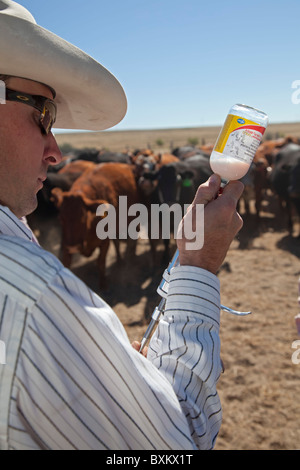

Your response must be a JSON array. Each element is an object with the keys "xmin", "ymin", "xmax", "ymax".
[
  {"xmin": 131, "ymin": 341, "xmax": 148, "ymax": 357},
  {"xmin": 177, "ymin": 174, "xmax": 244, "ymax": 274}
]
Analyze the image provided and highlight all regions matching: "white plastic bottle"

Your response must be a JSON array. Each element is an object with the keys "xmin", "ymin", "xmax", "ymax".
[{"xmin": 210, "ymin": 104, "xmax": 269, "ymax": 183}]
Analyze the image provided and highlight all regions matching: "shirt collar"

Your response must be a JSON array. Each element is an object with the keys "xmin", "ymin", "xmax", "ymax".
[{"xmin": 0, "ymin": 205, "xmax": 39, "ymax": 245}]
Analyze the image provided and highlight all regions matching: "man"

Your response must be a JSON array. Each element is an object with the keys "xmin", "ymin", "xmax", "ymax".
[{"xmin": 0, "ymin": 1, "xmax": 244, "ymax": 450}]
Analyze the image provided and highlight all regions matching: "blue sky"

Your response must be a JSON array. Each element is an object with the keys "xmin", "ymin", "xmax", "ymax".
[{"xmin": 19, "ymin": 0, "xmax": 300, "ymax": 132}]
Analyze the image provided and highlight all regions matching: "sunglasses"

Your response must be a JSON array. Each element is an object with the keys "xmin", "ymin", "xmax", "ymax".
[{"xmin": 5, "ymin": 88, "xmax": 57, "ymax": 135}]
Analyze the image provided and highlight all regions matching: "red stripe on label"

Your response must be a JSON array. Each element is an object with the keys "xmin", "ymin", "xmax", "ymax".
[{"xmin": 234, "ymin": 124, "xmax": 266, "ymax": 134}]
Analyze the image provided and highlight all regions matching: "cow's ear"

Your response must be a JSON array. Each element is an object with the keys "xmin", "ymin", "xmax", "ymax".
[
  {"xmin": 51, "ymin": 187, "xmax": 64, "ymax": 208},
  {"xmin": 82, "ymin": 196, "xmax": 110, "ymax": 214}
]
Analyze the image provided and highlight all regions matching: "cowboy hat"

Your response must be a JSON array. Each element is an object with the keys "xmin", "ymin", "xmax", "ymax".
[{"xmin": 0, "ymin": 0, "xmax": 127, "ymax": 130}]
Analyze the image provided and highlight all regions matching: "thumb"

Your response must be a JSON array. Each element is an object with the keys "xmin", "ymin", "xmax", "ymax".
[
  {"xmin": 221, "ymin": 179, "xmax": 244, "ymax": 201},
  {"xmin": 193, "ymin": 173, "xmax": 221, "ymax": 206}
]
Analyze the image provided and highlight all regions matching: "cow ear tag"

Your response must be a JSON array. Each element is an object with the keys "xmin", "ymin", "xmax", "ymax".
[{"xmin": 182, "ymin": 178, "xmax": 192, "ymax": 187}]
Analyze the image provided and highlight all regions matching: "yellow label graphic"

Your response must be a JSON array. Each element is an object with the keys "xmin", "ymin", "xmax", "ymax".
[{"xmin": 215, "ymin": 114, "xmax": 265, "ymax": 154}]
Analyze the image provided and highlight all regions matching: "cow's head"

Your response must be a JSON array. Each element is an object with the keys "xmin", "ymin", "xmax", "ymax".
[
  {"xmin": 138, "ymin": 164, "xmax": 195, "ymax": 206},
  {"xmin": 131, "ymin": 152, "xmax": 158, "ymax": 181}
]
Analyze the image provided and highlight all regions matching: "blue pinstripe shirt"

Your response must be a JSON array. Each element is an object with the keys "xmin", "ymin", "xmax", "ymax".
[{"xmin": 0, "ymin": 205, "xmax": 222, "ymax": 450}]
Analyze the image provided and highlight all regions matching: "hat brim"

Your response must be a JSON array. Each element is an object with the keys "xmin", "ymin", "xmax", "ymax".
[{"xmin": 0, "ymin": 14, "xmax": 127, "ymax": 131}]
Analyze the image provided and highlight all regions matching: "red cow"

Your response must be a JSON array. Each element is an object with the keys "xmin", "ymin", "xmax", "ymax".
[
  {"xmin": 51, "ymin": 163, "xmax": 141, "ymax": 289},
  {"xmin": 58, "ymin": 159, "xmax": 96, "ymax": 175},
  {"xmin": 130, "ymin": 150, "xmax": 179, "ymax": 179}
]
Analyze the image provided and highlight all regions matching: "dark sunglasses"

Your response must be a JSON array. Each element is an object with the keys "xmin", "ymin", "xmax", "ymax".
[{"xmin": 5, "ymin": 88, "xmax": 57, "ymax": 135}]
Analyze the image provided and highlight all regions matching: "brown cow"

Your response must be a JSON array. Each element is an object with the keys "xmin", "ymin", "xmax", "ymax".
[
  {"xmin": 156, "ymin": 153, "xmax": 179, "ymax": 167},
  {"xmin": 51, "ymin": 163, "xmax": 141, "ymax": 289},
  {"xmin": 131, "ymin": 150, "xmax": 180, "ymax": 181},
  {"xmin": 255, "ymin": 136, "xmax": 299, "ymax": 166},
  {"xmin": 58, "ymin": 159, "xmax": 96, "ymax": 176}
]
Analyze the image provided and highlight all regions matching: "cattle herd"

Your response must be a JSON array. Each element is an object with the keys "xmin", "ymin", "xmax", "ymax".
[{"xmin": 29, "ymin": 136, "xmax": 300, "ymax": 289}]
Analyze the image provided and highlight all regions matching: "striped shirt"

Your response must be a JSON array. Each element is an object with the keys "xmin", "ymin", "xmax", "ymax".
[{"xmin": 0, "ymin": 205, "xmax": 222, "ymax": 450}]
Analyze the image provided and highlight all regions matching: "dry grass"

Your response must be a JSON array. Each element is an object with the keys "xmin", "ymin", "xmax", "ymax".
[{"xmin": 54, "ymin": 122, "xmax": 300, "ymax": 153}]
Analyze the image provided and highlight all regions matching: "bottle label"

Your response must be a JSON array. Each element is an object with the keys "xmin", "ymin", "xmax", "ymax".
[{"xmin": 214, "ymin": 114, "xmax": 266, "ymax": 163}]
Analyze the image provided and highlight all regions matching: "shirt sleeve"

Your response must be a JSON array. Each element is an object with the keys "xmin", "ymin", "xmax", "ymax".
[
  {"xmin": 147, "ymin": 265, "xmax": 223, "ymax": 449},
  {"xmin": 16, "ymin": 264, "xmax": 222, "ymax": 450}
]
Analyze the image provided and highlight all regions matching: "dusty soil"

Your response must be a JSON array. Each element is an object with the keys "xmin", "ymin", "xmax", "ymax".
[{"xmin": 29, "ymin": 189, "xmax": 300, "ymax": 451}]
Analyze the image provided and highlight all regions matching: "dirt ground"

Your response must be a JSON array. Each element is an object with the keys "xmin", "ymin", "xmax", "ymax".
[{"xmin": 29, "ymin": 190, "xmax": 300, "ymax": 451}]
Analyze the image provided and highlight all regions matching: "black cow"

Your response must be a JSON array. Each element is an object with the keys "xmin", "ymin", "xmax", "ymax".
[
  {"xmin": 138, "ymin": 156, "xmax": 212, "ymax": 260},
  {"xmin": 172, "ymin": 146, "xmax": 210, "ymax": 160},
  {"xmin": 54, "ymin": 149, "xmax": 131, "ymax": 172},
  {"xmin": 36, "ymin": 171, "xmax": 81, "ymax": 214},
  {"xmin": 96, "ymin": 151, "xmax": 131, "ymax": 164},
  {"xmin": 269, "ymin": 143, "xmax": 300, "ymax": 235},
  {"xmin": 139, "ymin": 156, "xmax": 212, "ymax": 209}
]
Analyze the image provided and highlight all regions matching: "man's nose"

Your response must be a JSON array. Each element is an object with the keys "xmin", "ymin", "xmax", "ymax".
[{"xmin": 43, "ymin": 132, "xmax": 63, "ymax": 166}]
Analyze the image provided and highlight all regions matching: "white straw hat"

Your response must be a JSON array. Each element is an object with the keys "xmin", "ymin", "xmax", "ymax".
[{"xmin": 0, "ymin": 0, "xmax": 127, "ymax": 130}]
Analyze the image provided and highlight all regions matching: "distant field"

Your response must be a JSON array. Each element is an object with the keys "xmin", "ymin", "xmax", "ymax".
[{"xmin": 54, "ymin": 122, "xmax": 300, "ymax": 154}]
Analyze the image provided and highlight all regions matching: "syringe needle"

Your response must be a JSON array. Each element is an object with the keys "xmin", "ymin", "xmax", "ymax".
[{"xmin": 139, "ymin": 299, "xmax": 165, "ymax": 352}]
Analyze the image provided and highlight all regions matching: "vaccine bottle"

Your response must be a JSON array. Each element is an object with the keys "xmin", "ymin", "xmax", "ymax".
[{"xmin": 210, "ymin": 104, "xmax": 269, "ymax": 183}]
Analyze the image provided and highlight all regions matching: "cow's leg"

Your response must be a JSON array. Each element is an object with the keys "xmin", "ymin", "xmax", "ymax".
[
  {"xmin": 124, "ymin": 237, "xmax": 137, "ymax": 259},
  {"xmin": 148, "ymin": 238, "xmax": 159, "ymax": 266},
  {"xmin": 61, "ymin": 248, "xmax": 72, "ymax": 268},
  {"xmin": 97, "ymin": 239, "xmax": 110, "ymax": 289},
  {"xmin": 291, "ymin": 198, "xmax": 300, "ymax": 237},
  {"xmin": 255, "ymin": 188, "xmax": 262, "ymax": 217},
  {"xmin": 163, "ymin": 238, "xmax": 170, "ymax": 263},
  {"xmin": 113, "ymin": 239, "xmax": 122, "ymax": 263},
  {"xmin": 278, "ymin": 197, "xmax": 293, "ymax": 233},
  {"xmin": 146, "ymin": 210, "xmax": 159, "ymax": 265}
]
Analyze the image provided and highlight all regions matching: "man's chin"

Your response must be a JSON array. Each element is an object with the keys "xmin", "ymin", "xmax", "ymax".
[{"xmin": 23, "ymin": 196, "xmax": 39, "ymax": 218}]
